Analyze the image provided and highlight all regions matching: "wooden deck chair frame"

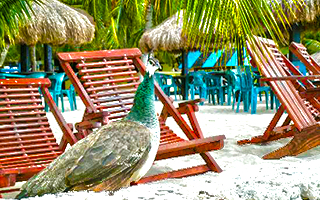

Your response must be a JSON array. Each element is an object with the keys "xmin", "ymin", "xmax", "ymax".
[
  {"xmin": 288, "ymin": 42, "xmax": 320, "ymax": 108},
  {"xmin": 237, "ymin": 36, "xmax": 320, "ymax": 159},
  {"xmin": 57, "ymin": 48, "xmax": 225, "ymax": 184},
  {"xmin": 0, "ymin": 78, "xmax": 78, "ymax": 196},
  {"xmin": 289, "ymin": 42, "xmax": 320, "ymax": 75}
]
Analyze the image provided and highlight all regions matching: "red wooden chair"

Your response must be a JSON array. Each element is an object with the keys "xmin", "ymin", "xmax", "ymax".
[
  {"xmin": 0, "ymin": 78, "xmax": 78, "ymax": 196},
  {"xmin": 57, "ymin": 48, "xmax": 225, "ymax": 184},
  {"xmin": 237, "ymin": 36, "xmax": 320, "ymax": 159},
  {"xmin": 289, "ymin": 42, "xmax": 320, "ymax": 75}
]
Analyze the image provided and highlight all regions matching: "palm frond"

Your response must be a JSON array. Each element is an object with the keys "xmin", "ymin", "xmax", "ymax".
[
  {"xmin": 303, "ymin": 38, "xmax": 320, "ymax": 54},
  {"xmin": 0, "ymin": 0, "xmax": 41, "ymax": 49},
  {"xmin": 180, "ymin": 0, "xmax": 304, "ymax": 59}
]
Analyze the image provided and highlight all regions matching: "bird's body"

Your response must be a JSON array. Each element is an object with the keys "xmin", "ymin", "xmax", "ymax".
[{"xmin": 16, "ymin": 61, "xmax": 160, "ymax": 199}]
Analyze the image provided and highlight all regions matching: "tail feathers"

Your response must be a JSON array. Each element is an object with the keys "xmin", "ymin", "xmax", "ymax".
[{"xmin": 15, "ymin": 189, "xmax": 28, "ymax": 199}]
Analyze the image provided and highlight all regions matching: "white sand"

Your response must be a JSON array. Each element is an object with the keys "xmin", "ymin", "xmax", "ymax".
[{"xmin": 3, "ymin": 98, "xmax": 320, "ymax": 200}]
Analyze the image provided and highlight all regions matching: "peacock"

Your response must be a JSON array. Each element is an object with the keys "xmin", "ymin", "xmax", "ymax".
[{"xmin": 16, "ymin": 57, "xmax": 161, "ymax": 199}]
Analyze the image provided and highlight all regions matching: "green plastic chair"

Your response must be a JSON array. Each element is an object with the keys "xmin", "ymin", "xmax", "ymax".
[
  {"xmin": 45, "ymin": 73, "xmax": 65, "ymax": 112},
  {"xmin": 25, "ymin": 72, "xmax": 47, "ymax": 78},
  {"xmin": 62, "ymin": 75, "xmax": 77, "ymax": 111}
]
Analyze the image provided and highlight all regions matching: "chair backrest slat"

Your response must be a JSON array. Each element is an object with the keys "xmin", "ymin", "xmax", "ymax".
[
  {"xmin": 289, "ymin": 42, "xmax": 320, "ymax": 75},
  {"xmin": 0, "ymin": 78, "xmax": 63, "ymax": 171},
  {"xmin": 59, "ymin": 51, "xmax": 140, "ymax": 120}
]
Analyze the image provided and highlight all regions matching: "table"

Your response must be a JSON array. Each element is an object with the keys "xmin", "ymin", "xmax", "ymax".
[
  {"xmin": 194, "ymin": 66, "xmax": 236, "ymax": 71},
  {"xmin": 156, "ymin": 71, "xmax": 181, "ymax": 76}
]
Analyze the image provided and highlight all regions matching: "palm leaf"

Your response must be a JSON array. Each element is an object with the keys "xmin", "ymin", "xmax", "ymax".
[
  {"xmin": 180, "ymin": 0, "xmax": 304, "ymax": 63},
  {"xmin": 0, "ymin": 0, "xmax": 41, "ymax": 49},
  {"xmin": 303, "ymin": 38, "xmax": 320, "ymax": 54}
]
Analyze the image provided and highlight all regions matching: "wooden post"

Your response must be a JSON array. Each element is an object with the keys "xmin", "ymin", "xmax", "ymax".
[
  {"xmin": 181, "ymin": 50, "xmax": 189, "ymax": 100},
  {"xmin": 20, "ymin": 44, "xmax": 30, "ymax": 72},
  {"xmin": 44, "ymin": 44, "xmax": 53, "ymax": 72}
]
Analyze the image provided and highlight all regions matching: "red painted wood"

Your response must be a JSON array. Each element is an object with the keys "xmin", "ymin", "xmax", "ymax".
[
  {"xmin": 240, "ymin": 36, "xmax": 320, "ymax": 159},
  {"xmin": 57, "ymin": 48, "xmax": 226, "ymax": 185},
  {"xmin": 0, "ymin": 78, "xmax": 75, "ymax": 193},
  {"xmin": 289, "ymin": 42, "xmax": 320, "ymax": 75},
  {"xmin": 260, "ymin": 75, "xmax": 320, "ymax": 81},
  {"xmin": 41, "ymin": 87, "xmax": 77, "ymax": 149},
  {"xmin": 58, "ymin": 48, "xmax": 142, "ymax": 62},
  {"xmin": 0, "ymin": 78, "xmax": 51, "ymax": 86},
  {"xmin": 247, "ymin": 37, "xmax": 316, "ymax": 130},
  {"xmin": 77, "ymin": 60, "xmax": 134, "ymax": 69},
  {"xmin": 134, "ymin": 165, "xmax": 211, "ymax": 184},
  {"xmin": 157, "ymin": 136, "xmax": 225, "ymax": 160}
]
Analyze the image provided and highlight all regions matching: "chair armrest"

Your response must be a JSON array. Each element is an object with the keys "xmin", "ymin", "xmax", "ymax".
[
  {"xmin": 82, "ymin": 111, "xmax": 110, "ymax": 125},
  {"xmin": 178, "ymin": 98, "xmax": 204, "ymax": 107},
  {"xmin": 300, "ymin": 87, "xmax": 320, "ymax": 98}
]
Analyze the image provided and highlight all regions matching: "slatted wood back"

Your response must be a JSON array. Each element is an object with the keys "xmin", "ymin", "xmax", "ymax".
[
  {"xmin": 77, "ymin": 56, "xmax": 140, "ymax": 121},
  {"xmin": 0, "ymin": 78, "xmax": 63, "ymax": 183},
  {"xmin": 58, "ymin": 48, "xmax": 206, "ymax": 145},
  {"xmin": 289, "ymin": 42, "xmax": 320, "ymax": 75},
  {"xmin": 247, "ymin": 37, "xmax": 317, "ymax": 131}
]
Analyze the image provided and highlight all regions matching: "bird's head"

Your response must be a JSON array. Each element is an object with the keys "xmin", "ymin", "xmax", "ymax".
[{"xmin": 146, "ymin": 56, "xmax": 161, "ymax": 77}]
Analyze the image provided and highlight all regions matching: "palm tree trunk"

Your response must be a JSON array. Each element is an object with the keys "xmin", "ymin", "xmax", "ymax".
[
  {"xmin": 142, "ymin": 2, "xmax": 153, "ymax": 65},
  {"xmin": 30, "ymin": 45, "xmax": 36, "ymax": 72},
  {"xmin": 0, "ymin": 43, "xmax": 10, "ymax": 67}
]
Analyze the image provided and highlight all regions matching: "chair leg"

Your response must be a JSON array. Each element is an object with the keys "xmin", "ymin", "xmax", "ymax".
[
  {"xmin": 73, "ymin": 92, "xmax": 77, "ymax": 110},
  {"xmin": 190, "ymin": 86, "xmax": 195, "ymax": 100},
  {"xmin": 227, "ymin": 87, "xmax": 232, "ymax": 106},
  {"xmin": 244, "ymin": 92, "xmax": 249, "ymax": 112},
  {"xmin": 263, "ymin": 125, "xmax": 320, "ymax": 159},
  {"xmin": 251, "ymin": 89, "xmax": 257, "ymax": 114},
  {"xmin": 219, "ymin": 88, "xmax": 224, "ymax": 106},
  {"xmin": 265, "ymin": 91, "xmax": 269, "ymax": 110},
  {"xmin": 60, "ymin": 94, "xmax": 65, "ymax": 113},
  {"xmin": 67, "ymin": 92, "xmax": 74, "ymax": 111},
  {"xmin": 174, "ymin": 88, "xmax": 177, "ymax": 101},
  {"xmin": 236, "ymin": 91, "xmax": 241, "ymax": 113},
  {"xmin": 232, "ymin": 90, "xmax": 237, "ymax": 110}
]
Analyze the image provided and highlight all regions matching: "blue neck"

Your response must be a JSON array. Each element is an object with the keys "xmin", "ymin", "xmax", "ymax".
[{"xmin": 125, "ymin": 73, "xmax": 158, "ymax": 129}]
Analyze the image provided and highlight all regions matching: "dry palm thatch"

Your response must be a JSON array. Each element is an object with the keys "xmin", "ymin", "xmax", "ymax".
[
  {"xmin": 16, "ymin": 0, "xmax": 95, "ymax": 46},
  {"xmin": 139, "ymin": 1, "xmax": 320, "ymax": 53},
  {"xmin": 139, "ymin": 11, "xmax": 198, "ymax": 53}
]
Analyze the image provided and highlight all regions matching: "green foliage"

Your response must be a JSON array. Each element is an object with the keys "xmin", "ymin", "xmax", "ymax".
[
  {"xmin": 302, "ymin": 38, "xmax": 320, "ymax": 54},
  {"xmin": 179, "ymin": 0, "xmax": 303, "ymax": 61},
  {"xmin": 0, "ymin": 0, "xmax": 40, "ymax": 49}
]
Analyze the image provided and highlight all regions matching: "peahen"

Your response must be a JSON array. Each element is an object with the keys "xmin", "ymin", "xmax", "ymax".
[{"xmin": 16, "ymin": 57, "xmax": 161, "ymax": 199}]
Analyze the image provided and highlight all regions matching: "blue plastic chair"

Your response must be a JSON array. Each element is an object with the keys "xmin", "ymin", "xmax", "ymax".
[
  {"xmin": 62, "ymin": 75, "xmax": 77, "ymax": 111},
  {"xmin": 204, "ymin": 72, "xmax": 223, "ymax": 105},
  {"xmin": 222, "ymin": 70, "xmax": 236, "ymax": 106},
  {"xmin": 25, "ymin": 72, "xmax": 47, "ymax": 78},
  {"xmin": 232, "ymin": 72, "xmax": 251, "ymax": 113},
  {"xmin": 188, "ymin": 71, "xmax": 207, "ymax": 105},
  {"xmin": 154, "ymin": 73, "xmax": 178, "ymax": 100},
  {"xmin": 45, "ymin": 73, "xmax": 65, "ymax": 112},
  {"xmin": 249, "ymin": 74, "xmax": 272, "ymax": 114}
]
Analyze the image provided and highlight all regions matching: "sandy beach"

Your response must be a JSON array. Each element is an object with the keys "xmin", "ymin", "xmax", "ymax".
[{"xmin": 3, "ymin": 98, "xmax": 320, "ymax": 200}]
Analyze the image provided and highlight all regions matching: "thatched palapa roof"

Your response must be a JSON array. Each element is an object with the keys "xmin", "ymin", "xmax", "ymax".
[
  {"xmin": 139, "ymin": 11, "xmax": 186, "ymax": 53},
  {"xmin": 139, "ymin": 1, "xmax": 320, "ymax": 53},
  {"xmin": 17, "ymin": 0, "xmax": 95, "ymax": 46}
]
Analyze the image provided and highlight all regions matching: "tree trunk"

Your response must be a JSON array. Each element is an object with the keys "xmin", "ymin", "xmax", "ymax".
[
  {"xmin": 30, "ymin": 45, "xmax": 36, "ymax": 72},
  {"xmin": 142, "ymin": 2, "xmax": 153, "ymax": 65},
  {"xmin": 0, "ymin": 43, "xmax": 10, "ymax": 67}
]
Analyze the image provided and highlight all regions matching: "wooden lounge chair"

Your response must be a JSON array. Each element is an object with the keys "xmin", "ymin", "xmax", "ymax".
[
  {"xmin": 57, "ymin": 48, "xmax": 226, "ymax": 184},
  {"xmin": 0, "ymin": 78, "xmax": 78, "ymax": 196},
  {"xmin": 237, "ymin": 36, "xmax": 320, "ymax": 159},
  {"xmin": 289, "ymin": 42, "xmax": 320, "ymax": 75}
]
